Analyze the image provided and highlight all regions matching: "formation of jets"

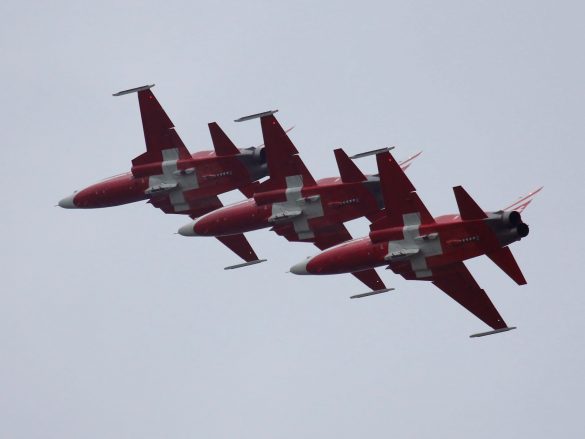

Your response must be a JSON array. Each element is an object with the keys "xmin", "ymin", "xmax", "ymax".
[{"xmin": 59, "ymin": 85, "xmax": 541, "ymax": 337}]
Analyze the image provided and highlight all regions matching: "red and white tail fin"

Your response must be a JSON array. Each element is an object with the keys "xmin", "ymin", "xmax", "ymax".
[{"xmin": 503, "ymin": 186, "xmax": 543, "ymax": 213}]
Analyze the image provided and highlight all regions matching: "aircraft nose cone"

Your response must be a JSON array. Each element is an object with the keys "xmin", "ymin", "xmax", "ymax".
[
  {"xmin": 290, "ymin": 258, "xmax": 311, "ymax": 275},
  {"xmin": 58, "ymin": 193, "xmax": 77, "ymax": 208},
  {"xmin": 178, "ymin": 222, "xmax": 198, "ymax": 237}
]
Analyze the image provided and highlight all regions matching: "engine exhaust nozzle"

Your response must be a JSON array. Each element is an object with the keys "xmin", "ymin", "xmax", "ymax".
[
  {"xmin": 502, "ymin": 210, "xmax": 522, "ymax": 227},
  {"xmin": 517, "ymin": 223, "xmax": 529, "ymax": 238}
]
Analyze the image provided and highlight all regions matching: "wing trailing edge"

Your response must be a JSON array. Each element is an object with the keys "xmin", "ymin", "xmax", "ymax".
[
  {"xmin": 216, "ymin": 234, "xmax": 263, "ymax": 264},
  {"xmin": 124, "ymin": 87, "xmax": 191, "ymax": 166},
  {"xmin": 370, "ymin": 151, "xmax": 434, "ymax": 230}
]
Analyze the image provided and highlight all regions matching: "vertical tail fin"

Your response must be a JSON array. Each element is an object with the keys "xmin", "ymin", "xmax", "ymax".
[{"xmin": 486, "ymin": 247, "xmax": 527, "ymax": 285}]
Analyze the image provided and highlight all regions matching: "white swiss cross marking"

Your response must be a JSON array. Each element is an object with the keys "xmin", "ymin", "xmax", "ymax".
[
  {"xmin": 387, "ymin": 213, "xmax": 443, "ymax": 278},
  {"xmin": 148, "ymin": 148, "xmax": 199, "ymax": 212},
  {"xmin": 271, "ymin": 175, "xmax": 325, "ymax": 240}
]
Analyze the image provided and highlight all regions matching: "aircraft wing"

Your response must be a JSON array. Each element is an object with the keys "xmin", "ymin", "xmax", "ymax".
[
  {"xmin": 400, "ymin": 261, "xmax": 509, "ymax": 332},
  {"xmin": 259, "ymin": 114, "xmax": 317, "ymax": 189},
  {"xmin": 149, "ymin": 194, "xmax": 223, "ymax": 218},
  {"xmin": 216, "ymin": 234, "xmax": 261, "ymax": 265},
  {"xmin": 313, "ymin": 224, "xmax": 387, "ymax": 292},
  {"xmin": 150, "ymin": 194, "xmax": 261, "ymax": 265},
  {"xmin": 116, "ymin": 86, "xmax": 191, "ymax": 167},
  {"xmin": 311, "ymin": 223, "xmax": 353, "ymax": 251},
  {"xmin": 274, "ymin": 222, "xmax": 387, "ymax": 291},
  {"xmin": 238, "ymin": 181, "xmax": 260, "ymax": 198},
  {"xmin": 370, "ymin": 151, "xmax": 435, "ymax": 231}
]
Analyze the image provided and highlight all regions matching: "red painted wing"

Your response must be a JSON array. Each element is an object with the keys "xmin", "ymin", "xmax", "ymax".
[
  {"xmin": 312, "ymin": 224, "xmax": 353, "ymax": 250},
  {"xmin": 152, "ymin": 192, "xmax": 260, "ymax": 263},
  {"xmin": 259, "ymin": 114, "xmax": 316, "ymax": 189},
  {"xmin": 370, "ymin": 151, "xmax": 434, "ymax": 231},
  {"xmin": 238, "ymin": 181, "xmax": 260, "ymax": 198},
  {"xmin": 351, "ymin": 269, "xmax": 387, "ymax": 291},
  {"xmin": 208, "ymin": 122, "xmax": 240, "ymax": 156},
  {"xmin": 216, "ymin": 234, "xmax": 259, "ymax": 262},
  {"xmin": 312, "ymin": 224, "xmax": 387, "ymax": 292},
  {"xmin": 431, "ymin": 262, "xmax": 508, "ymax": 330},
  {"xmin": 132, "ymin": 89, "xmax": 191, "ymax": 166},
  {"xmin": 149, "ymin": 194, "xmax": 223, "ymax": 217}
]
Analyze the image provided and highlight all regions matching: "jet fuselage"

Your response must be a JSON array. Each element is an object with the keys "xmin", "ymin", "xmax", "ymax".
[
  {"xmin": 290, "ymin": 211, "xmax": 529, "ymax": 278},
  {"xmin": 59, "ymin": 148, "xmax": 267, "ymax": 213},
  {"xmin": 180, "ymin": 175, "xmax": 384, "ymax": 239}
]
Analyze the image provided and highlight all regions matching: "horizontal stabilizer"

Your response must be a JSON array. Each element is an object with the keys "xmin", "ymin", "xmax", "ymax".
[
  {"xmin": 208, "ymin": 122, "xmax": 239, "ymax": 156},
  {"xmin": 470, "ymin": 326, "xmax": 517, "ymax": 338},
  {"xmin": 235, "ymin": 110, "xmax": 278, "ymax": 122},
  {"xmin": 113, "ymin": 84, "xmax": 155, "ymax": 96},
  {"xmin": 350, "ymin": 288, "xmax": 395, "ymax": 299},
  {"xmin": 453, "ymin": 186, "xmax": 487, "ymax": 220},
  {"xmin": 486, "ymin": 246, "xmax": 527, "ymax": 285},
  {"xmin": 350, "ymin": 146, "xmax": 394, "ymax": 160},
  {"xmin": 334, "ymin": 148, "xmax": 367, "ymax": 183}
]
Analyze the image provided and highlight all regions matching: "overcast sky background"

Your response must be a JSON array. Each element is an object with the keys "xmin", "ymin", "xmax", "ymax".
[{"xmin": 1, "ymin": 1, "xmax": 584, "ymax": 437}]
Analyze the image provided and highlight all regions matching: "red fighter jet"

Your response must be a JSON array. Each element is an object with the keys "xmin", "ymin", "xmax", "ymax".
[
  {"xmin": 178, "ymin": 110, "xmax": 420, "ymax": 293},
  {"xmin": 58, "ymin": 85, "xmax": 271, "ymax": 268},
  {"xmin": 290, "ymin": 150, "xmax": 542, "ymax": 337}
]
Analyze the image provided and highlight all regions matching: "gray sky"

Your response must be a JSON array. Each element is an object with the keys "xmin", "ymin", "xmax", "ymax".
[{"xmin": 1, "ymin": 0, "xmax": 584, "ymax": 437}]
